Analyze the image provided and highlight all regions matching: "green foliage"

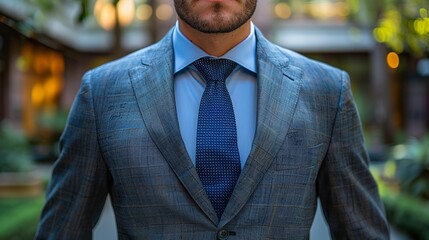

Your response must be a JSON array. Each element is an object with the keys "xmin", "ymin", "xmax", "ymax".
[
  {"xmin": 29, "ymin": 0, "xmax": 57, "ymax": 11},
  {"xmin": 37, "ymin": 109, "xmax": 68, "ymax": 133},
  {"xmin": 392, "ymin": 136, "xmax": 429, "ymax": 200},
  {"xmin": 373, "ymin": 136, "xmax": 429, "ymax": 238},
  {"xmin": 22, "ymin": 0, "xmax": 91, "ymax": 31},
  {"xmin": 0, "ymin": 197, "xmax": 45, "ymax": 239},
  {"xmin": 77, "ymin": 0, "xmax": 91, "ymax": 23},
  {"xmin": 346, "ymin": 0, "xmax": 377, "ymax": 26},
  {"xmin": 274, "ymin": 0, "xmax": 429, "ymax": 56},
  {"xmin": 0, "ymin": 121, "xmax": 34, "ymax": 172},
  {"xmin": 26, "ymin": 0, "xmax": 63, "ymax": 30},
  {"xmin": 371, "ymin": 0, "xmax": 429, "ymax": 56},
  {"xmin": 383, "ymin": 191, "xmax": 429, "ymax": 240}
]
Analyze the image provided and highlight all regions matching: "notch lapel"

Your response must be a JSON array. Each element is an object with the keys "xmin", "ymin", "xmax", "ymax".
[
  {"xmin": 128, "ymin": 33, "xmax": 218, "ymax": 224},
  {"xmin": 220, "ymin": 31, "xmax": 303, "ymax": 226}
]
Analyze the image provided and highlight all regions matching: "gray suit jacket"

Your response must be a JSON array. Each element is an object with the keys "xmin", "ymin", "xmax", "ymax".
[{"xmin": 36, "ymin": 28, "xmax": 389, "ymax": 239}]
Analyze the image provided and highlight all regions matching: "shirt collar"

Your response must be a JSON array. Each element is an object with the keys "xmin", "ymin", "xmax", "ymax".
[{"xmin": 173, "ymin": 21, "xmax": 257, "ymax": 74}]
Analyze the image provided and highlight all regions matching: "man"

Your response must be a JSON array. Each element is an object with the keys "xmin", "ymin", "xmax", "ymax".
[{"xmin": 36, "ymin": 0, "xmax": 389, "ymax": 239}]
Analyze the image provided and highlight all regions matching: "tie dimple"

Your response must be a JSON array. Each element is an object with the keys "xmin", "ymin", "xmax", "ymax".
[{"xmin": 193, "ymin": 57, "xmax": 241, "ymax": 219}]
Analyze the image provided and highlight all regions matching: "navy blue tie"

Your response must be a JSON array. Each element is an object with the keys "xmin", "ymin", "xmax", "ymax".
[{"xmin": 193, "ymin": 57, "xmax": 241, "ymax": 219}]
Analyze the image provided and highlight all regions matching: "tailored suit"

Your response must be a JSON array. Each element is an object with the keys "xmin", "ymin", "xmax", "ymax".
[{"xmin": 36, "ymin": 28, "xmax": 389, "ymax": 239}]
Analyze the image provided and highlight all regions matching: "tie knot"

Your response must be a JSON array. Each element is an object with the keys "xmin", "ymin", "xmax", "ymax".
[{"xmin": 193, "ymin": 57, "xmax": 237, "ymax": 83}]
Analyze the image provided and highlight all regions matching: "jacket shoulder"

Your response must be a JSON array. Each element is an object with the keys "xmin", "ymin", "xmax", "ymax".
[
  {"xmin": 277, "ymin": 45, "xmax": 348, "ymax": 95},
  {"xmin": 256, "ymin": 29, "xmax": 346, "ymax": 89},
  {"xmin": 91, "ymin": 43, "xmax": 167, "ymax": 77},
  {"xmin": 279, "ymin": 46, "xmax": 345, "ymax": 80}
]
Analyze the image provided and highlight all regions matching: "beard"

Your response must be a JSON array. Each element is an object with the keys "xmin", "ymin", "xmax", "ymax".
[{"xmin": 174, "ymin": 0, "xmax": 257, "ymax": 34}]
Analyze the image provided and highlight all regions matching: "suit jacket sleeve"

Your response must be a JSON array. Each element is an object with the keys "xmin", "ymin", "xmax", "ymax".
[
  {"xmin": 316, "ymin": 71, "xmax": 389, "ymax": 239},
  {"xmin": 36, "ymin": 71, "xmax": 110, "ymax": 239}
]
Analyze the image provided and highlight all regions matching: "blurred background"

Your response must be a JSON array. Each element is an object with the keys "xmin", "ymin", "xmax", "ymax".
[{"xmin": 0, "ymin": 0, "xmax": 428, "ymax": 239}]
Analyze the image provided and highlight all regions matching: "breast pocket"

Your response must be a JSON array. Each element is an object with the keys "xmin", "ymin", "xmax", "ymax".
[{"xmin": 275, "ymin": 129, "xmax": 328, "ymax": 171}]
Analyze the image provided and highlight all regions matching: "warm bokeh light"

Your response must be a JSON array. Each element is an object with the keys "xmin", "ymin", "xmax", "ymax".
[
  {"xmin": 31, "ymin": 83, "xmax": 45, "ymax": 106},
  {"xmin": 94, "ymin": 0, "xmax": 138, "ymax": 30},
  {"xmin": 33, "ymin": 55, "xmax": 49, "ymax": 74},
  {"xmin": 420, "ymin": 8, "xmax": 428, "ymax": 18},
  {"xmin": 136, "ymin": 4, "xmax": 153, "ymax": 21},
  {"xmin": 156, "ymin": 3, "xmax": 173, "ymax": 21},
  {"xmin": 373, "ymin": 9, "xmax": 403, "ymax": 53},
  {"xmin": 312, "ymin": 2, "xmax": 336, "ymax": 19},
  {"xmin": 117, "ymin": 0, "xmax": 135, "ymax": 26},
  {"xmin": 413, "ymin": 17, "xmax": 429, "ymax": 35},
  {"xmin": 50, "ymin": 53, "xmax": 64, "ymax": 75},
  {"xmin": 274, "ymin": 3, "xmax": 292, "ymax": 20},
  {"xmin": 94, "ymin": 0, "xmax": 105, "ymax": 18},
  {"xmin": 98, "ymin": 3, "xmax": 116, "ymax": 30},
  {"xmin": 335, "ymin": 2, "xmax": 350, "ymax": 18},
  {"xmin": 25, "ymin": 48, "xmax": 64, "ymax": 108},
  {"xmin": 44, "ymin": 76, "xmax": 62, "ymax": 102},
  {"xmin": 373, "ymin": 28, "xmax": 388, "ymax": 43},
  {"xmin": 387, "ymin": 52, "xmax": 400, "ymax": 69},
  {"xmin": 305, "ymin": 2, "xmax": 349, "ymax": 20}
]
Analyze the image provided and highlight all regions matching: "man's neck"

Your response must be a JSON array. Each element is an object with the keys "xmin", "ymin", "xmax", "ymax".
[{"xmin": 178, "ymin": 19, "xmax": 251, "ymax": 57}]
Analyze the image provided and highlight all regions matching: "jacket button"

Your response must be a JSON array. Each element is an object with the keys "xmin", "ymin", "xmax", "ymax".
[{"xmin": 217, "ymin": 229, "xmax": 229, "ymax": 239}]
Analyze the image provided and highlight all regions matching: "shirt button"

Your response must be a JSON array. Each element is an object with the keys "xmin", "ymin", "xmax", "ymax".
[{"xmin": 217, "ymin": 229, "xmax": 229, "ymax": 239}]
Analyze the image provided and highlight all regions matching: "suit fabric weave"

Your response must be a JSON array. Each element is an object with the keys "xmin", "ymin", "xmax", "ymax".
[{"xmin": 36, "ymin": 27, "xmax": 390, "ymax": 240}]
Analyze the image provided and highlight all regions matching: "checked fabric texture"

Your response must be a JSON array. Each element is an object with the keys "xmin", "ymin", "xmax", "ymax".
[{"xmin": 193, "ymin": 57, "xmax": 241, "ymax": 219}]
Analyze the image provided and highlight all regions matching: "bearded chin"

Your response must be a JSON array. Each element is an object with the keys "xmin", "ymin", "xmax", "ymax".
[
  {"xmin": 185, "ymin": 16, "xmax": 247, "ymax": 34},
  {"xmin": 175, "ymin": 1, "xmax": 257, "ymax": 34}
]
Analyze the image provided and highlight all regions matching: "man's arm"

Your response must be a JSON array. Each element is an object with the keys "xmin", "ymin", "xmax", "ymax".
[
  {"xmin": 36, "ymin": 72, "xmax": 110, "ymax": 239},
  {"xmin": 317, "ymin": 71, "xmax": 389, "ymax": 239}
]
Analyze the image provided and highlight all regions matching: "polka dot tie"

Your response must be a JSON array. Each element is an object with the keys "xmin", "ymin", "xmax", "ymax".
[{"xmin": 193, "ymin": 57, "xmax": 241, "ymax": 219}]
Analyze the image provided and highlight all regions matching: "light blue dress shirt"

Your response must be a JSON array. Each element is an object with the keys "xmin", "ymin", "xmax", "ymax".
[{"xmin": 173, "ymin": 22, "xmax": 257, "ymax": 169}]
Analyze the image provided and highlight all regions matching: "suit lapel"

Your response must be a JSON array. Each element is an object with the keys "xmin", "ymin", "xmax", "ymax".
[
  {"xmin": 128, "ymin": 32, "xmax": 218, "ymax": 224},
  {"xmin": 220, "ymin": 30, "xmax": 303, "ymax": 226}
]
